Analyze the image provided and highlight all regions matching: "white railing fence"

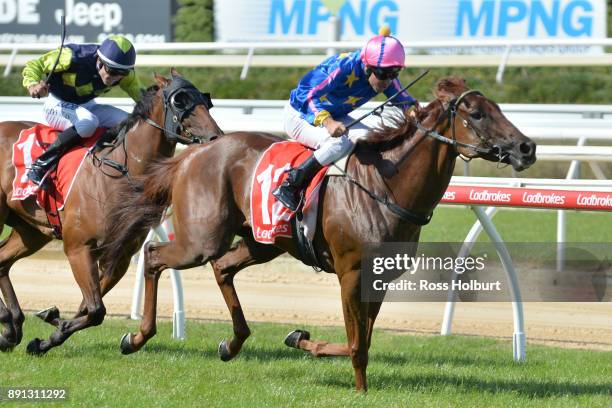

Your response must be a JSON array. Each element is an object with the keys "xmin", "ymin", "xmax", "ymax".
[{"xmin": 1, "ymin": 38, "xmax": 611, "ymax": 82}]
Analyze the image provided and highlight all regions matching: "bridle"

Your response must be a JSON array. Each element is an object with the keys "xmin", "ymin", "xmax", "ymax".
[
  {"xmin": 414, "ymin": 89, "xmax": 509, "ymax": 163},
  {"xmin": 92, "ymin": 77, "xmax": 216, "ymax": 181},
  {"xmin": 334, "ymin": 89, "xmax": 509, "ymax": 226},
  {"xmin": 144, "ymin": 76, "xmax": 215, "ymax": 145}
]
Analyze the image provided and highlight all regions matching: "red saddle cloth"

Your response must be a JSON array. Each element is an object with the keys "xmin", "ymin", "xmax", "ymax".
[
  {"xmin": 250, "ymin": 141, "xmax": 329, "ymax": 244},
  {"xmin": 12, "ymin": 124, "xmax": 104, "ymax": 220}
]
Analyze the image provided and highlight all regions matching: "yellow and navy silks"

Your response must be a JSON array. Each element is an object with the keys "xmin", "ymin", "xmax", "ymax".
[
  {"xmin": 22, "ymin": 43, "xmax": 143, "ymax": 105},
  {"xmin": 289, "ymin": 50, "xmax": 416, "ymax": 126}
]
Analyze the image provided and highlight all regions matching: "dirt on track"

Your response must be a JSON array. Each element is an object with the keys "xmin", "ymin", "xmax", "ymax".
[{"xmin": 10, "ymin": 250, "xmax": 612, "ymax": 351}]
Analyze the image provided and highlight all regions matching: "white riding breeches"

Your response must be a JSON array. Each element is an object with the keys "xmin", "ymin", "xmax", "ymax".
[
  {"xmin": 43, "ymin": 93, "xmax": 129, "ymax": 138},
  {"xmin": 283, "ymin": 103, "xmax": 378, "ymax": 166}
]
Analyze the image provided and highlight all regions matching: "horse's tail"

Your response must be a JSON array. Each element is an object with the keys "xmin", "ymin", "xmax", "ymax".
[{"xmin": 99, "ymin": 155, "xmax": 182, "ymax": 278}]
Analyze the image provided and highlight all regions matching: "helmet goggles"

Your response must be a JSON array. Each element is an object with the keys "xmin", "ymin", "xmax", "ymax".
[{"xmin": 369, "ymin": 66, "xmax": 401, "ymax": 81}]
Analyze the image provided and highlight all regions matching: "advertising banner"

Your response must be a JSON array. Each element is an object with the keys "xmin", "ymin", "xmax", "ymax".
[
  {"xmin": 215, "ymin": 0, "xmax": 607, "ymax": 53},
  {"xmin": 0, "ymin": 0, "xmax": 171, "ymax": 43}
]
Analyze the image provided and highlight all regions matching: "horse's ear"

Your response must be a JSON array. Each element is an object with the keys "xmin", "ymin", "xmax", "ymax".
[
  {"xmin": 434, "ymin": 77, "xmax": 468, "ymax": 104},
  {"xmin": 170, "ymin": 67, "xmax": 182, "ymax": 78},
  {"xmin": 154, "ymin": 72, "xmax": 169, "ymax": 87}
]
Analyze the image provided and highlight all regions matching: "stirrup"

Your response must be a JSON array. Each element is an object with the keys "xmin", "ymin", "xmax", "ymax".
[
  {"xmin": 272, "ymin": 184, "xmax": 302, "ymax": 212},
  {"xmin": 27, "ymin": 167, "xmax": 52, "ymax": 189}
]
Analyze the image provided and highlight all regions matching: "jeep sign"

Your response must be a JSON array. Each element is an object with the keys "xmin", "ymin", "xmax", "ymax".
[{"xmin": 0, "ymin": 0, "xmax": 171, "ymax": 43}]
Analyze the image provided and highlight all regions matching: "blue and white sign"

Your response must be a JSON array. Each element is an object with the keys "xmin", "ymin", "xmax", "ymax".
[{"xmin": 215, "ymin": 0, "xmax": 607, "ymax": 49}]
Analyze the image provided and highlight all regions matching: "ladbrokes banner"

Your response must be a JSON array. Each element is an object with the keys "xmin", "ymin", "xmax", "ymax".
[
  {"xmin": 214, "ymin": 0, "xmax": 607, "ymax": 53},
  {"xmin": 0, "ymin": 0, "xmax": 171, "ymax": 43}
]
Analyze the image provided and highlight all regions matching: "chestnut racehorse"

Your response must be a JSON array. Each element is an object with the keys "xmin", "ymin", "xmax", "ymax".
[
  {"xmin": 0, "ymin": 70, "xmax": 222, "ymax": 355},
  {"xmin": 101, "ymin": 77, "xmax": 536, "ymax": 390}
]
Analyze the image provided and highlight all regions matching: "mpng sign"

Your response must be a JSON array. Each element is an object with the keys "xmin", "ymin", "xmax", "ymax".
[
  {"xmin": 0, "ymin": 0, "xmax": 171, "ymax": 43},
  {"xmin": 214, "ymin": 0, "xmax": 607, "ymax": 52}
]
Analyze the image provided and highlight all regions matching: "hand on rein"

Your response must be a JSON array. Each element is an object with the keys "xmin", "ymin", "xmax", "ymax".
[{"xmin": 323, "ymin": 117, "xmax": 347, "ymax": 138}]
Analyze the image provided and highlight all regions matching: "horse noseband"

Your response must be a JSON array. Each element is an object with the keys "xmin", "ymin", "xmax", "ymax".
[{"xmin": 162, "ymin": 77, "xmax": 214, "ymax": 142}]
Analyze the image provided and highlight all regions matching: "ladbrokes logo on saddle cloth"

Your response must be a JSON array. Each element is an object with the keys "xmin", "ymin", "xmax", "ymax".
[
  {"xmin": 12, "ymin": 124, "xmax": 104, "ymax": 211},
  {"xmin": 251, "ymin": 141, "xmax": 328, "ymax": 244}
]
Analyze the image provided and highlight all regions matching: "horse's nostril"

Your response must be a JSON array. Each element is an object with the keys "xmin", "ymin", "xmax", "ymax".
[{"xmin": 519, "ymin": 142, "xmax": 533, "ymax": 155}]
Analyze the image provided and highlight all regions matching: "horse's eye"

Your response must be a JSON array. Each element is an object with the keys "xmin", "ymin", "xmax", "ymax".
[{"xmin": 470, "ymin": 111, "xmax": 484, "ymax": 120}]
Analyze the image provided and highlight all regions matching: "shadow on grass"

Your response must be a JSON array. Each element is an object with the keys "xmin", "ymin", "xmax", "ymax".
[
  {"xmin": 45, "ymin": 335, "xmax": 518, "ymax": 370},
  {"xmin": 66, "ymin": 341, "xmax": 312, "ymax": 362},
  {"xmin": 319, "ymin": 372, "xmax": 612, "ymax": 398},
  {"xmin": 372, "ymin": 350, "xmax": 519, "ymax": 369},
  {"xmin": 23, "ymin": 337, "xmax": 612, "ymax": 399}
]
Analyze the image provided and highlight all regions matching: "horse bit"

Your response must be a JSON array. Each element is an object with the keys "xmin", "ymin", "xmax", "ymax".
[{"xmin": 414, "ymin": 89, "xmax": 509, "ymax": 165}]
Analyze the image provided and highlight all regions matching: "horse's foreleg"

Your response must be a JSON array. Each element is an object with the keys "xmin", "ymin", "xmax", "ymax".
[
  {"xmin": 339, "ymin": 270, "xmax": 369, "ymax": 392},
  {"xmin": 288, "ymin": 302, "xmax": 381, "ymax": 363},
  {"xmin": 286, "ymin": 334, "xmax": 350, "ymax": 357},
  {"xmin": 366, "ymin": 301, "xmax": 382, "ymax": 349},
  {"xmin": 285, "ymin": 301, "xmax": 380, "ymax": 358},
  {"xmin": 71, "ymin": 254, "xmax": 133, "ymax": 321},
  {"xmin": 26, "ymin": 247, "xmax": 105, "ymax": 355},
  {"xmin": 0, "ymin": 219, "xmax": 51, "ymax": 350},
  {"xmin": 212, "ymin": 237, "xmax": 284, "ymax": 361}
]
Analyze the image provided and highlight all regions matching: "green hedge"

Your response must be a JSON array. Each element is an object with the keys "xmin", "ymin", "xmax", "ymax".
[{"xmin": 173, "ymin": 0, "xmax": 214, "ymax": 42}]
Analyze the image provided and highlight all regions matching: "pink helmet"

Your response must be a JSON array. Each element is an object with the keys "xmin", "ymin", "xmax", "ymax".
[{"xmin": 360, "ymin": 26, "xmax": 405, "ymax": 68}]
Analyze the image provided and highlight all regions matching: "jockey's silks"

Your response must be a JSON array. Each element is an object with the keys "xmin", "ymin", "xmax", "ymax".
[
  {"xmin": 22, "ymin": 44, "xmax": 143, "ymax": 105},
  {"xmin": 289, "ymin": 50, "xmax": 416, "ymax": 126}
]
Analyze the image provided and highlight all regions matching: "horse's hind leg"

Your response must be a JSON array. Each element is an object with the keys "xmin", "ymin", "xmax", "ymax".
[
  {"xmin": 0, "ymin": 217, "xmax": 51, "ymax": 350},
  {"xmin": 212, "ymin": 236, "xmax": 284, "ymax": 361},
  {"xmin": 120, "ymin": 235, "xmax": 231, "ymax": 354}
]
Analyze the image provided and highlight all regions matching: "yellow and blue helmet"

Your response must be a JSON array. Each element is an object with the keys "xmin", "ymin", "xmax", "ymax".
[{"xmin": 97, "ymin": 35, "xmax": 136, "ymax": 70}]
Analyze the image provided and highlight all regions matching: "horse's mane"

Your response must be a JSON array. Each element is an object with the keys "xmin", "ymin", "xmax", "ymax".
[
  {"xmin": 109, "ymin": 84, "xmax": 160, "ymax": 135},
  {"xmin": 359, "ymin": 76, "xmax": 469, "ymax": 152},
  {"xmin": 358, "ymin": 111, "xmax": 419, "ymax": 152}
]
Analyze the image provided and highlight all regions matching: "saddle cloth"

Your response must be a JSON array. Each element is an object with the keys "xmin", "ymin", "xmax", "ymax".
[
  {"xmin": 250, "ymin": 141, "xmax": 329, "ymax": 244},
  {"xmin": 12, "ymin": 124, "xmax": 105, "ymax": 212}
]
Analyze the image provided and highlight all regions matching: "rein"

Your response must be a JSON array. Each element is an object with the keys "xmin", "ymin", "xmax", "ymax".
[
  {"xmin": 332, "ymin": 168, "xmax": 433, "ymax": 225},
  {"xmin": 143, "ymin": 118, "xmax": 203, "ymax": 145}
]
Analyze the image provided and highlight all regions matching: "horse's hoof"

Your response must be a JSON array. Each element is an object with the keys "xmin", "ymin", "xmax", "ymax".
[
  {"xmin": 120, "ymin": 333, "xmax": 136, "ymax": 355},
  {"xmin": 217, "ymin": 339, "xmax": 234, "ymax": 362},
  {"xmin": 284, "ymin": 329, "xmax": 310, "ymax": 349},
  {"xmin": 35, "ymin": 306, "xmax": 60, "ymax": 324},
  {"xmin": 26, "ymin": 338, "xmax": 45, "ymax": 356}
]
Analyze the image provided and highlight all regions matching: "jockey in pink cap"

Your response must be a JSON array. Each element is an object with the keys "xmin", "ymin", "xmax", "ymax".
[
  {"xmin": 361, "ymin": 25, "xmax": 406, "ymax": 71},
  {"xmin": 273, "ymin": 27, "xmax": 419, "ymax": 212}
]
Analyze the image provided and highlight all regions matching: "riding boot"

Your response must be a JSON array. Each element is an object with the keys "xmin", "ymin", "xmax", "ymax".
[
  {"xmin": 272, "ymin": 154, "xmax": 323, "ymax": 212},
  {"xmin": 27, "ymin": 126, "xmax": 81, "ymax": 186}
]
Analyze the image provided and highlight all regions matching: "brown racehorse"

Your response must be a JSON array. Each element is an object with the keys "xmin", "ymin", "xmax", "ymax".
[
  {"xmin": 100, "ymin": 77, "xmax": 536, "ymax": 391},
  {"xmin": 0, "ymin": 70, "xmax": 222, "ymax": 355}
]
